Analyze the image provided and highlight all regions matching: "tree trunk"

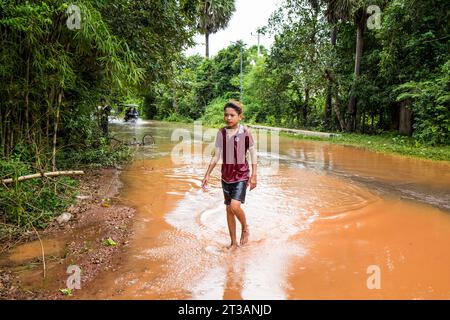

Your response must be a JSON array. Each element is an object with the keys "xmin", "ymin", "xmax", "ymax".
[
  {"xmin": 325, "ymin": 25, "xmax": 337, "ymax": 129},
  {"xmin": 205, "ymin": 32, "xmax": 210, "ymax": 58},
  {"xmin": 325, "ymin": 83, "xmax": 333, "ymax": 129},
  {"xmin": 172, "ymin": 84, "xmax": 178, "ymax": 118},
  {"xmin": 325, "ymin": 69, "xmax": 346, "ymax": 131},
  {"xmin": 347, "ymin": 9, "xmax": 366, "ymax": 132},
  {"xmin": 2, "ymin": 170, "xmax": 85, "ymax": 184},
  {"xmin": 398, "ymin": 100, "xmax": 413, "ymax": 136},
  {"xmin": 52, "ymin": 91, "xmax": 62, "ymax": 172},
  {"xmin": 332, "ymin": 92, "xmax": 346, "ymax": 132},
  {"xmin": 303, "ymin": 88, "xmax": 309, "ymax": 121},
  {"xmin": 46, "ymin": 87, "xmax": 54, "ymax": 146},
  {"xmin": 331, "ymin": 25, "xmax": 337, "ymax": 46}
]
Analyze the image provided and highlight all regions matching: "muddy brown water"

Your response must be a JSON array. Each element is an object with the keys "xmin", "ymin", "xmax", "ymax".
[{"xmin": 5, "ymin": 120, "xmax": 450, "ymax": 299}]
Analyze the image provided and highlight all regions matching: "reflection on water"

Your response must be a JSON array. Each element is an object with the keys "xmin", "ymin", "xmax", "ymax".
[{"xmin": 78, "ymin": 121, "xmax": 450, "ymax": 299}]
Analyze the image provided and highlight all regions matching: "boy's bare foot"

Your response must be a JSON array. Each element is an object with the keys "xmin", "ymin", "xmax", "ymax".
[
  {"xmin": 227, "ymin": 243, "xmax": 239, "ymax": 250},
  {"xmin": 240, "ymin": 226, "xmax": 250, "ymax": 246}
]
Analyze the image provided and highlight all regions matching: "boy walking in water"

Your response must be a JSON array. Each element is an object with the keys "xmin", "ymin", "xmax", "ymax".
[{"xmin": 201, "ymin": 100, "xmax": 257, "ymax": 249}]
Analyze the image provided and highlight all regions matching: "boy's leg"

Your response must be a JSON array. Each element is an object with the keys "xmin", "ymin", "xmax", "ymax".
[
  {"xmin": 229, "ymin": 199, "xmax": 249, "ymax": 245},
  {"xmin": 226, "ymin": 205, "xmax": 238, "ymax": 248}
]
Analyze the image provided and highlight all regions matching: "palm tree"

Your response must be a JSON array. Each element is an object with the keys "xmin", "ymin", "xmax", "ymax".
[
  {"xmin": 197, "ymin": 0, "xmax": 236, "ymax": 58},
  {"xmin": 324, "ymin": 0, "xmax": 353, "ymax": 44}
]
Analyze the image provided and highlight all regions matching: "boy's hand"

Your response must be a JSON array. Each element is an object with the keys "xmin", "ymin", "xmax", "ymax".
[
  {"xmin": 248, "ymin": 175, "xmax": 257, "ymax": 191},
  {"xmin": 201, "ymin": 175, "xmax": 209, "ymax": 190}
]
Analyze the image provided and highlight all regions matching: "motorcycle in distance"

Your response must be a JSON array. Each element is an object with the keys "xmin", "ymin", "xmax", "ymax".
[{"xmin": 124, "ymin": 104, "xmax": 139, "ymax": 124}]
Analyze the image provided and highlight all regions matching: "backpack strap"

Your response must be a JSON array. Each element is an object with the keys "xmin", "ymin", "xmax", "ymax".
[
  {"xmin": 244, "ymin": 126, "xmax": 249, "ymax": 153},
  {"xmin": 221, "ymin": 127, "xmax": 227, "ymax": 164}
]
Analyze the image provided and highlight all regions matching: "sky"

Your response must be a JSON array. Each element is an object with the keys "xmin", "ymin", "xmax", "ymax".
[{"xmin": 184, "ymin": 0, "xmax": 282, "ymax": 57}]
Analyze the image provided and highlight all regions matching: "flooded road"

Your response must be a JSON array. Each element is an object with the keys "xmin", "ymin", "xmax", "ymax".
[{"xmin": 79, "ymin": 120, "xmax": 450, "ymax": 299}]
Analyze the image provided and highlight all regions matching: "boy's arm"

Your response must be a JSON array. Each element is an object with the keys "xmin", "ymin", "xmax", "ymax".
[
  {"xmin": 249, "ymin": 145, "xmax": 257, "ymax": 190},
  {"xmin": 247, "ymin": 128, "xmax": 257, "ymax": 190},
  {"xmin": 202, "ymin": 147, "xmax": 221, "ymax": 189}
]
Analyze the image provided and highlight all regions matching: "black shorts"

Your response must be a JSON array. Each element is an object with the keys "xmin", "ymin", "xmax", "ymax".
[{"xmin": 222, "ymin": 179, "xmax": 248, "ymax": 205}]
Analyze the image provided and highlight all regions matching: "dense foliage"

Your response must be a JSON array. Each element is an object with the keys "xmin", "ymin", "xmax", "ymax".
[
  {"xmin": 0, "ymin": 0, "xmax": 199, "ymax": 235},
  {"xmin": 153, "ymin": 0, "xmax": 449, "ymax": 146}
]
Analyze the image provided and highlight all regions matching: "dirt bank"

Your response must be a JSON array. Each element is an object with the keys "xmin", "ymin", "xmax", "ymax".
[{"xmin": 0, "ymin": 167, "xmax": 136, "ymax": 300}]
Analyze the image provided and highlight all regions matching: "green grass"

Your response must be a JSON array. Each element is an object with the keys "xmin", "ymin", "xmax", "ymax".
[{"xmin": 279, "ymin": 131, "xmax": 450, "ymax": 162}]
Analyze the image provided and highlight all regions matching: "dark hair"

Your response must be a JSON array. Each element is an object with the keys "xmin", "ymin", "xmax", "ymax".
[{"xmin": 224, "ymin": 100, "xmax": 244, "ymax": 115}]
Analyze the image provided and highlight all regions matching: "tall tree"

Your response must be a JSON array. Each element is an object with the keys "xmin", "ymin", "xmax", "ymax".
[
  {"xmin": 324, "ymin": 0, "xmax": 383, "ymax": 132},
  {"xmin": 263, "ymin": 0, "xmax": 330, "ymax": 127},
  {"xmin": 197, "ymin": 0, "xmax": 236, "ymax": 58},
  {"xmin": 346, "ymin": 3, "xmax": 366, "ymax": 132},
  {"xmin": 324, "ymin": 0, "xmax": 353, "ymax": 45},
  {"xmin": 323, "ymin": 0, "xmax": 352, "ymax": 130}
]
